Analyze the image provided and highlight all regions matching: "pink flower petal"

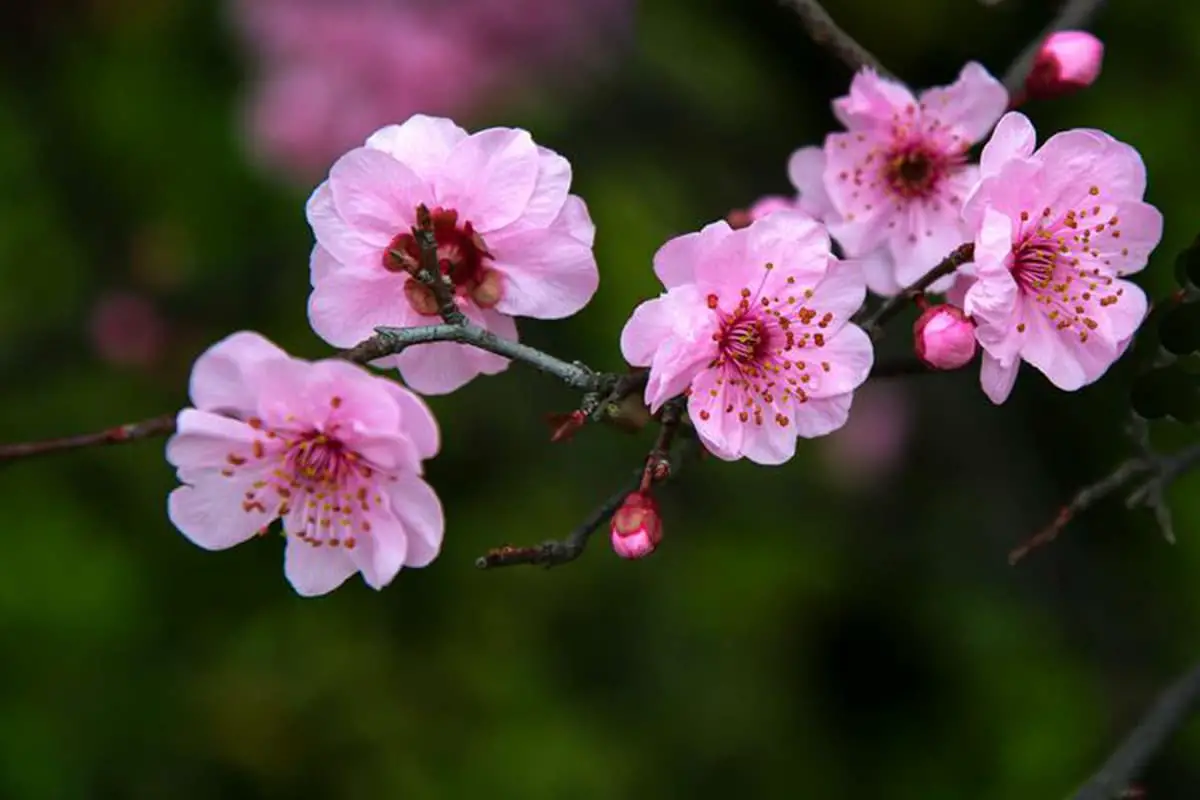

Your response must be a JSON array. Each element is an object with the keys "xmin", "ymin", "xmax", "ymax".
[
  {"xmin": 552, "ymin": 195, "xmax": 596, "ymax": 246},
  {"xmin": 494, "ymin": 146, "xmax": 572, "ymax": 233},
  {"xmin": 310, "ymin": 244, "xmax": 341, "ymax": 285},
  {"xmin": 833, "ymin": 69, "xmax": 916, "ymax": 129},
  {"xmin": 283, "ymin": 538, "xmax": 359, "ymax": 596},
  {"xmin": 917, "ymin": 61, "xmax": 1008, "ymax": 142},
  {"xmin": 806, "ymin": 259, "xmax": 868, "ymax": 325},
  {"xmin": 787, "ymin": 146, "xmax": 833, "ymax": 218},
  {"xmin": 307, "ymin": 182, "xmax": 386, "ymax": 268},
  {"xmin": 436, "ymin": 128, "xmax": 540, "ymax": 231},
  {"xmin": 793, "ymin": 394, "xmax": 853, "ymax": 438},
  {"xmin": 383, "ymin": 473, "xmax": 444, "ymax": 568},
  {"xmin": 652, "ymin": 221, "xmax": 732, "ymax": 288},
  {"xmin": 1034, "ymin": 129, "xmax": 1148, "ymax": 209},
  {"xmin": 1090, "ymin": 202, "xmax": 1162, "ymax": 276},
  {"xmin": 329, "ymin": 147, "xmax": 425, "ymax": 242},
  {"xmin": 858, "ymin": 247, "xmax": 904, "ymax": 296},
  {"xmin": 805, "ymin": 324, "xmax": 874, "ymax": 398},
  {"xmin": 686, "ymin": 368, "xmax": 744, "ymax": 461},
  {"xmin": 980, "ymin": 112, "xmax": 1037, "ymax": 180},
  {"xmin": 365, "ymin": 114, "xmax": 468, "ymax": 181},
  {"xmin": 168, "ymin": 470, "xmax": 276, "ymax": 552},
  {"xmin": 166, "ymin": 409, "xmax": 261, "ymax": 474},
  {"xmin": 189, "ymin": 331, "xmax": 290, "ymax": 414},
  {"xmin": 980, "ymin": 352, "xmax": 1020, "ymax": 404},
  {"xmin": 348, "ymin": 511, "xmax": 409, "ymax": 590},
  {"xmin": 303, "ymin": 360, "xmax": 403, "ymax": 433},
  {"xmin": 308, "ymin": 269, "xmax": 419, "ymax": 348},
  {"xmin": 888, "ymin": 201, "xmax": 970, "ymax": 288},
  {"xmin": 487, "ymin": 228, "xmax": 598, "ymax": 319},
  {"xmin": 645, "ymin": 337, "xmax": 715, "ymax": 411},
  {"xmin": 376, "ymin": 381, "xmax": 440, "ymax": 461}
]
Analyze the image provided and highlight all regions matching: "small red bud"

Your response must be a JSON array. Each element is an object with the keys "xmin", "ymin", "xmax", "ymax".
[
  {"xmin": 1025, "ymin": 31, "xmax": 1104, "ymax": 101},
  {"xmin": 546, "ymin": 410, "xmax": 587, "ymax": 443},
  {"xmin": 913, "ymin": 304, "xmax": 977, "ymax": 370},
  {"xmin": 610, "ymin": 491, "xmax": 662, "ymax": 559}
]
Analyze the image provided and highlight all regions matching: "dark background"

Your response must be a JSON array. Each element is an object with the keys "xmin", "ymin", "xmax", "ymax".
[{"xmin": 1, "ymin": 0, "xmax": 1198, "ymax": 797}]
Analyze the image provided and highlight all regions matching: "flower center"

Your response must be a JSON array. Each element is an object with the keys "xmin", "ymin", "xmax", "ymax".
[
  {"xmin": 383, "ymin": 206, "xmax": 504, "ymax": 315},
  {"xmin": 718, "ymin": 314, "xmax": 769, "ymax": 365},
  {"xmin": 223, "ymin": 406, "xmax": 393, "ymax": 549},
  {"xmin": 884, "ymin": 147, "xmax": 940, "ymax": 199},
  {"xmin": 1008, "ymin": 195, "xmax": 1128, "ymax": 344}
]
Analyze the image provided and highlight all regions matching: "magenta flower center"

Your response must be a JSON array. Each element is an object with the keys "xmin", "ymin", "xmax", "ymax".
[
  {"xmin": 222, "ymin": 406, "xmax": 391, "ymax": 549},
  {"xmin": 1009, "ymin": 192, "xmax": 1128, "ymax": 344},
  {"xmin": 697, "ymin": 270, "xmax": 839, "ymax": 429},
  {"xmin": 383, "ymin": 206, "xmax": 504, "ymax": 314}
]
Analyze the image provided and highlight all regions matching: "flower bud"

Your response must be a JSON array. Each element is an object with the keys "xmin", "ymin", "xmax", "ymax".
[
  {"xmin": 610, "ymin": 491, "xmax": 662, "ymax": 559},
  {"xmin": 1025, "ymin": 31, "xmax": 1104, "ymax": 100},
  {"xmin": 913, "ymin": 304, "xmax": 977, "ymax": 370}
]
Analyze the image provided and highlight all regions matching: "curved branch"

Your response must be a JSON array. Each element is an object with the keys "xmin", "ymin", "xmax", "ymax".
[
  {"xmin": 778, "ymin": 0, "xmax": 894, "ymax": 79},
  {"xmin": 0, "ymin": 414, "xmax": 177, "ymax": 463},
  {"xmin": 861, "ymin": 243, "xmax": 975, "ymax": 338}
]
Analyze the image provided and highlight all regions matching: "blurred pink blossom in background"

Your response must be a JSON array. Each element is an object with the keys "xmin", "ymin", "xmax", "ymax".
[
  {"xmin": 820, "ymin": 382, "xmax": 913, "ymax": 491},
  {"xmin": 232, "ymin": 0, "xmax": 634, "ymax": 180},
  {"xmin": 88, "ymin": 290, "xmax": 169, "ymax": 370}
]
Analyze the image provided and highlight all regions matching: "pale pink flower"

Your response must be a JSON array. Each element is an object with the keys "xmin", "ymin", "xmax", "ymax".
[
  {"xmin": 913, "ymin": 304, "xmax": 977, "ymax": 369},
  {"xmin": 1025, "ymin": 32, "xmax": 1104, "ymax": 101},
  {"xmin": 306, "ymin": 115, "xmax": 599, "ymax": 394},
  {"xmin": 166, "ymin": 331, "xmax": 444, "ymax": 596},
  {"xmin": 232, "ymin": 0, "xmax": 632, "ymax": 180},
  {"xmin": 610, "ymin": 491, "xmax": 662, "ymax": 559},
  {"xmin": 788, "ymin": 63, "xmax": 1008, "ymax": 295},
  {"xmin": 620, "ymin": 211, "xmax": 874, "ymax": 464},
  {"xmin": 960, "ymin": 112, "xmax": 1162, "ymax": 403}
]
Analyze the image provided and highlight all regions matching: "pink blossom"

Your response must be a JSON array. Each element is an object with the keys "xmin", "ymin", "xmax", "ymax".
[
  {"xmin": 913, "ymin": 304, "xmax": 977, "ymax": 369},
  {"xmin": 233, "ymin": 0, "xmax": 631, "ymax": 180},
  {"xmin": 610, "ymin": 491, "xmax": 662, "ymax": 559},
  {"xmin": 1025, "ymin": 32, "xmax": 1104, "ymax": 101},
  {"xmin": 788, "ymin": 63, "xmax": 1008, "ymax": 296},
  {"xmin": 166, "ymin": 331, "xmax": 444, "ymax": 596},
  {"xmin": 306, "ymin": 115, "xmax": 599, "ymax": 394},
  {"xmin": 620, "ymin": 211, "xmax": 874, "ymax": 464},
  {"xmin": 960, "ymin": 112, "xmax": 1162, "ymax": 403}
]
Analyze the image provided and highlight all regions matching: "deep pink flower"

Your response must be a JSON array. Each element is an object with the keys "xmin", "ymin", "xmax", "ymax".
[
  {"xmin": 913, "ymin": 304, "xmax": 977, "ymax": 369},
  {"xmin": 306, "ymin": 115, "xmax": 599, "ymax": 394},
  {"xmin": 961, "ymin": 112, "xmax": 1162, "ymax": 403},
  {"xmin": 166, "ymin": 331, "xmax": 444, "ymax": 596},
  {"xmin": 1025, "ymin": 32, "xmax": 1104, "ymax": 101},
  {"xmin": 610, "ymin": 491, "xmax": 662, "ymax": 559},
  {"xmin": 788, "ymin": 63, "xmax": 1008, "ymax": 295},
  {"xmin": 620, "ymin": 211, "xmax": 874, "ymax": 464}
]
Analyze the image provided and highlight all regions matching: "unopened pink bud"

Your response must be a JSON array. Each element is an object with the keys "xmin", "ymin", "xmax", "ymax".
[
  {"xmin": 914, "ymin": 305, "xmax": 977, "ymax": 370},
  {"xmin": 610, "ymin": 491, "xmax": 662, "ymax": 559},
  {"xmin": 1025, "ymin": 31, "xmax": 1104, "ymax": 100}
]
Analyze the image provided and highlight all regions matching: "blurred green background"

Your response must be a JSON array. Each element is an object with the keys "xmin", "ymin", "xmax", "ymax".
[{"xmin": 2, "ymin": 0, "xmax": 1199, "ymax": 797}]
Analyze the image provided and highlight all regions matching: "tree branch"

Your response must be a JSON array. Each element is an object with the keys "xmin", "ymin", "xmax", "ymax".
[
  {"xmin": 1071, "ymin": 659, "xmax": 1200, "ymax": 800},
  {"xmin": 1009, "ymin": 440, "xmax": 1200, "ymax": 565},
  {"xmin": 860, "ymin": 243, "xmax": 975, "ymax": 339},
  {"xmin": 0, "ymin": 413, "xmax": 177, "ymax": 463},
  {"xmin": 1002, "ymin": 0, "xmax": 1109, "ymax": 94},
  {"xmin": 778, "ymin": 0, "xmax": 894, "ymax": 79}
]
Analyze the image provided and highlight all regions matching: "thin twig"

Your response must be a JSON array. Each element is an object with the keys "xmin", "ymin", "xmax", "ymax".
[
  {"xmin": 778, "ymin": 0, "xmax": 894, "ymax": 79},
  {"xmin": 0, "ymin": 413, "xmax": 177, "ymax": 463},
  {"xmin": 861, "ymin": 243, "xmax": 975, "ymax": 339},
  {"xmin": 1071, "ymin": 659, "xmax": 1200, "ymax": 800},
  {"xmin": 474, "ymin": 470, "xmax": 643, "ymax": 569},
  {"xmin": 1002, "ymin": 0, "xmax": 1109, "ymax": 94},
  {"xmin": 1009, "ymin": 440, "xmax": 1200, "ymax": 564}
]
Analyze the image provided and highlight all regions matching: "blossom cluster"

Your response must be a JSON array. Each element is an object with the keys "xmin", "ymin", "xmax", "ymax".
[{"xmin": 168, "ymin": 31, "xmax": 1163, "ymax": 594}]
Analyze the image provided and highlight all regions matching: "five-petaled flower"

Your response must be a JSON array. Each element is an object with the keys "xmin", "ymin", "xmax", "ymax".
[
  {"xmin": 306, "ymin": 114, "xmax": 599, "ymax": 394},
  {"xmin": 620, "ymin": 211, "xmax": 873, "ymax": 465},
  {"xmin": 166, "ymin": 331, "xmax": 444, "ymax": 596},
  {"xmin": 959, "ymin": 112, "xmax": 1163, "ymax": 403},
  {"xmin": 788, "ymin": 63, "xmax": 1007, "ymax": 296}
]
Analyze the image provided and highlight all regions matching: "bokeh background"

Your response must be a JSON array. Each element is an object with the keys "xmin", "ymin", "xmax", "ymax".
[{"xmin": 2, "ymin": 0, "xmax": 1199, "ymax": 797}]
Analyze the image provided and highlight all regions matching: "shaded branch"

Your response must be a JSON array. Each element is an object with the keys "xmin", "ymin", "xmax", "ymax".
[
  {"xmin": 1009, "ymin": 439, "xmax": 1200, "ymax": 565},
  {"xmin": 1002, "ymin": 0, "xmax": 1109, "ymax": 93},
  {"xmin": 1071, "ymin": 659, "xmax": 1200, "ymax": 800},
  {"xmin": 861, "ymin": 243, "xmax": 975, "ymax": 339},
  {"xmin": 0, "ymin": 413, "xmax": 177, "ymax": 463},
  {"xmin": 778, "ymin": 0, "xmax": 894, "ymax": 79}
]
